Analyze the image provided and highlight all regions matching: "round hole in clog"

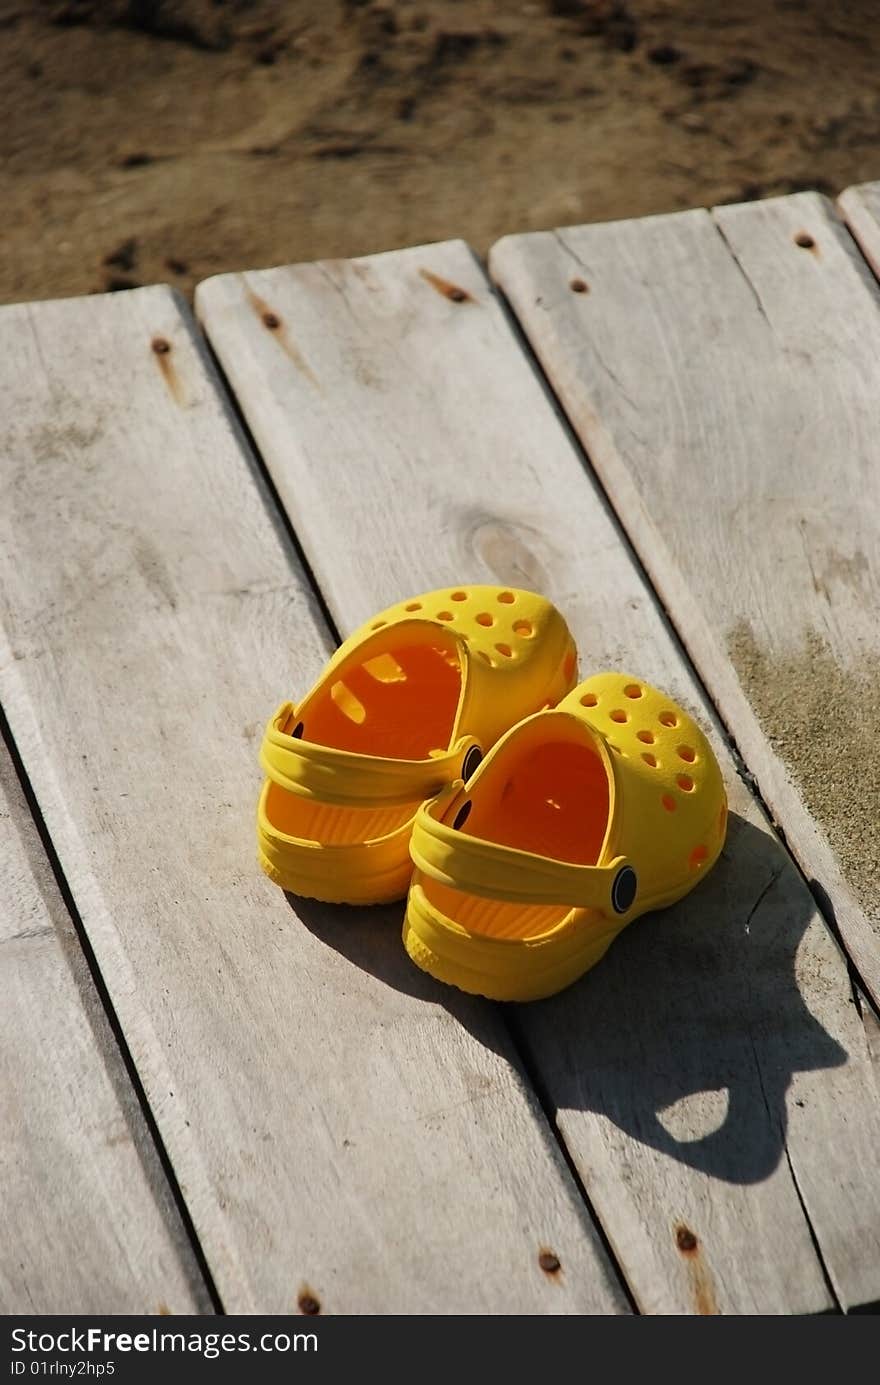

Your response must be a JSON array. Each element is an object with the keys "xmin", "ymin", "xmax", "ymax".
[
  {"xmin": 478, "ymin": 650, "xmax": 493, "ymax": 665},
  {"xmin": 462, "ymin": 745, "xmax": 483, "ymax": 780},
  {"xmin": 497, "ymin": 591, "xmax": 515, "ymax": 604},
  {"xmin": 476, "ymin": 612, "xmax": 494, "ymax": 627},
  {"xmin": 580, "ymin": 692, "xmax": 598, "ymax": 707},
  {"xmin": 641, "ymin": 752, "xmax": 658, "ymax": 768},
  {"xmin": 405, "ymin": 602, "xmax": 422, "ymax": 612},
  {"xmin": 659, "ymin": 711, "xmax": 678, "ymax": 728},
  {"xmin": 677, "ymin": 774, "xmax": 695, "ymax": 793},
  {"xmin": 662, "ymin": 794, "xmax": 677, "ymax": 812},
  {"xmin": 513, "ymin": 620, "xmax": 533, "ymax": 638},
  {"xmin": 677, "ymin": 745, "xmax": 696, "ymax": 763},
  {"xmin": 371, "ymin": 620, "xmax": 386, "ymax": 629},
  {"xmin": 495, "ymin": 643, "xmax": 513, "ymax": 658},
  {"xmin": 624, "ymin": 683, "xmax": 643, "ymax": 699},
  {"xmin": 437, "ymin": 611, "xmax": 454, "ymax": 621},
  {"xmin": 451, "ymin": 590, "xmax": 468, "ymax": 602},
  {"xmin": 610, "ymin": 709, "xmax": 628, "ymax": 723},
  {"xmin": 637, "ymin": 729, "xmax": 654, "ymax": 744}
]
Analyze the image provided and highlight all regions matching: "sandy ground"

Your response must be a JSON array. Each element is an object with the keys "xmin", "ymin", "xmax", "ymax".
[{"xmin": 2, "ymin": 1, "xmax": 880, "ymax": 304}]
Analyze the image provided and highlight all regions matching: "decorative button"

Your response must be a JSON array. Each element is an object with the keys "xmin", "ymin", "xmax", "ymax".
[{"xmin": 611, "ymin": 865, "xmax": 637, "ymax": 914}]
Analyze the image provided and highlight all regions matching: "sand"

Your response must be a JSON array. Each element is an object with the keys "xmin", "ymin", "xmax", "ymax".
[
  {"xmin": 728, "ymin": 622, "xmax": 880, "ymax": 916},
  {"xmin": 3, "ymin": 1, "xmax": 880, "ymax": 305}
]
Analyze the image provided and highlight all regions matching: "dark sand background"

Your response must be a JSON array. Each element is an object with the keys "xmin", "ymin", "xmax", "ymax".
[{"xmin": 2, "ymin": 0, "xmax": 880, "ymax": 304}]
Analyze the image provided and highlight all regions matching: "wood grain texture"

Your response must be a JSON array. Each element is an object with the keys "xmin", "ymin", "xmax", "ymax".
[
  {"xmin": 491, "ymin": 193, "xmax": 880, "ymax": 1005},
  {"xmin": 0, "ymin": 743, "xmax": 207, "ymax": 1314},
  {"xmin": 0, "ymin": 288, "xmax": 625, "ymax": 1315},
  {"xmin": 839, "ymin": 181, "xmax": 880, "ymax": 279},
  {"xmin": 197, "ymin": 241, "xmax": 880, "ymax": 1312}
]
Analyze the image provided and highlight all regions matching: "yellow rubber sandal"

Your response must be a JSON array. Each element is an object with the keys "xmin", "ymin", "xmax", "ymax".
[
  {"xmin": 258, "ymin": 586, "xmax": 577, "ymax": 904},
  {"xmin": 405, "ymin": 673, "xmax": 727, "ymax": 1000}
]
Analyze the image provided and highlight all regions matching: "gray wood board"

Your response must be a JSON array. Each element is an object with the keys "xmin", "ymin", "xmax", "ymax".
[
  {"xmin": 0, "ymin": 741, "xmax": 207, "ymax": 1313},
  {"xmin": 0, "ymin": 287, "xmax": 625, "ymax": 1314},
  {"xmin": 491, "ymin": 192, "xmax": 880, "ymax": 1019},
  {"xmin": 197, "ymin": 241, "xmax": 880, "ymax": 1312}
]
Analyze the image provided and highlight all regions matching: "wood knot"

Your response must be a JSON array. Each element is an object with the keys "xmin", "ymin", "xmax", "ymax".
[
  {"xmin": 538, "ymin": 1249, "xmax": 561, "ymax": 1275},
  {"xmin": 151, "ymin": 337, "xmax": 171, "ymax": 355},
  {"xmin": 569, "ymin": 278, "xmax": 589, "ymax": 294},
  {"xmin": 262, "ymin": 311, "xmax": 281, "ymax": 330}
]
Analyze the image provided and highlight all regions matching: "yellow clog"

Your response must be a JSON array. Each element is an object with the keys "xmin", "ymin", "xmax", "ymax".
[
  {"xmin": 258, "ymin": 586, "xmax": 577, "ymax": 904},
  {"xmin": 404, "ymin": 673, "xmax": 727, "ymax": 1000}
]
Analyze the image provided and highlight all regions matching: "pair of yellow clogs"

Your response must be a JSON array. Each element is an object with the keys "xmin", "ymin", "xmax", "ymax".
[{"xmin": 258, "ymin": 587, "xmax": 726, "ymax": 1002}]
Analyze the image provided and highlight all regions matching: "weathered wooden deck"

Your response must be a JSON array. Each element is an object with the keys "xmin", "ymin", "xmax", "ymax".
[{"xmin": 2, "ymin": 185, "xmax": 879, "ymax": 1316}]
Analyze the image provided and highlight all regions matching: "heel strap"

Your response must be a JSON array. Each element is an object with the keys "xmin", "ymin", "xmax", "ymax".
[
  {"xmin": 411, "ymin": 793, "xmax": 637, "ymax": 916},
  {"xmin": 260, "ymin": 703, "xmax": 482, "ymax": 808}
]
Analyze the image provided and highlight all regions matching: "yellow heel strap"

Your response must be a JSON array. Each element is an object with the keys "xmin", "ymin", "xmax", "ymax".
[
  {"xmin": 260, "ymin": 704, "xmax": 482, "ymax": 808},
  {"xmin": 411, "ymin": 797, "xmax": 637, "ymax": 916}
]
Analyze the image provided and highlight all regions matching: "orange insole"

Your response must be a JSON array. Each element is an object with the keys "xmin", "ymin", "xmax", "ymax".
[
  {"xmin": 266, "ymin": 641, "xmax": 462, "ymax": 846},
  {"xmin": 302, "ymin": 643, "xmax": 462, "ymax": 759},
  {"xmin": 422, "ymin": 739, "xmax": 611, "ymax": 941}
]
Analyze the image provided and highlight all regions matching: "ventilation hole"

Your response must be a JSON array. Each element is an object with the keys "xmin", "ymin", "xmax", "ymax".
[
  {"xmin": 610, "ymin": 709, "xmax": 628, "ymax": 724},
  {"xmin": 330, "ymin": 681, "xmax": 367, "ymax": 724},
  {"xmin": 677, "ymin": 745, "xmax": 696, "ymax": 763},
  {"xmin": 677, "ymin": 774, "xmax": 695, "ymax": 793},
  {"xmin": 363, "ymin": 653, "xmax": 407, "ymax": 683},
  {"xmin": 689, "ymin": 844, "xmax": 708, "ymax": 870},
  {"xmin": 641, "ymin": 752, "xmax": 658, "ymax": 768},
  {"xmin": 495, "ymin": 642, "xmax": 513, "ymax": 658},
  {"xmin": 478, "ymin": 650, "xmax": 493, "ymax": 665},
  {"xmin": 580, "ymin": 692, "xmax": 598, "ymax": 707},
  {"xmin": 497, "ymin": 591, "xmax": 515, "ymax": 604},
  {"xmin": 637, "ymin": 729, "xmax": 655, "ymax": 744},
  {"xmin": 291, "ymin": 722, "xmax": 304, "ymax": 739},
  {"xmin": 662, "ymin": 794, "xmax": 677, "ymax": 812},
  {"xmin": 476, "ymin": 612, "xmax": 494, "ymax": 627},
  {"xmin": 624, "ymin": 683, "xmax": 643, "ymax": 699},
  {"xmin": 405, "ymin": 602, "xmax": 422, "ymax": 612},
  {"xmin": 437, "ymin": 611, "xmax": 454, "ymax": 621},
  {"xmin": 462, "ymin": 745, "xmax": 483, "ymax": 780},
  {"xmin": 719, "ymin": 803, "xmax": 728, "ymax": 836},
  {"xmin": 513, "ymin": 619, "xmax": 533, "ymax": 638},
  {"xmin": 452, "ymin": 801, "xmax": 472, "ymax": 831},
  {"xmin": 794, "ymin": 231, "xmax": 815, "ymax": 250},
  {"xmin": 371, "ymin": 620, "xmax": 386, "ymax": 630},
  {"xmin": 659, "ymin": 711, "xmax": 678, "ymax": 727},
  {"xmin": 451, "ymin": 590, "xmax": 468, "ymax": 602}
]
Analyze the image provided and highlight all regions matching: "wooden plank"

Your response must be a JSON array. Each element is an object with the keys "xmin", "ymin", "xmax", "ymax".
[
  {"xmin": 197, "ymin": 242, "xmax": 880, "ymax": 1313},
  {"xmin": 839, "ymin": 181, "xmax": 880, "ymax": 280},
  {"xmin": 490, "ymin": 194, "xmax": 880, "ymax": 1012},
  {"xmin": 0, "ymin": 741, "xmax": 207, "ymax": 1314},
  {"xmin": 0, "ymin": 289, "xmax": 625, "ymax": 1315}
]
